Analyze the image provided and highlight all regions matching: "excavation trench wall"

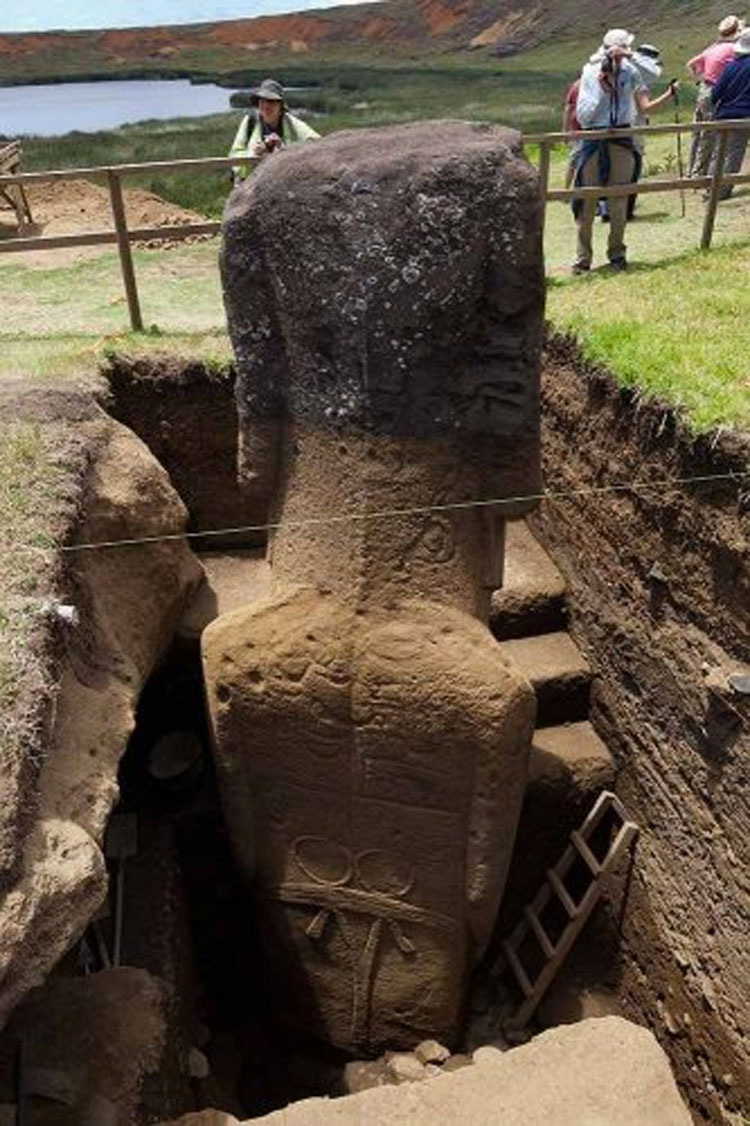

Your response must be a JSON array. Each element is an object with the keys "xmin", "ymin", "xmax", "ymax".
[
  {"xmin": 4, "ymin": 352, "xmax": 746, "ymax": 1121},
  {"xmin": 101, "ymin": 349, "xmax": 750, "ymax": 1119},
  {"xmin": 534, "ymin": 334, "xmax": 750, "ymax": 1123},
  {"xmin": 104, "ymin": 356, "xmax": 265, "ymax": 546}
]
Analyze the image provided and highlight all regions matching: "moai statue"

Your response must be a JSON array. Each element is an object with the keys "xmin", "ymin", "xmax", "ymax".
[{"xmin": 203, "ymin": 121, "xmax": 544, "ymax": 1054}]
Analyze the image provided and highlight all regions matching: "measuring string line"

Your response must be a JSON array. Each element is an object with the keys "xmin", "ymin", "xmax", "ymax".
[{"xmin": 33, "ymin": 469, "xmax": 747, "ymax": 555}]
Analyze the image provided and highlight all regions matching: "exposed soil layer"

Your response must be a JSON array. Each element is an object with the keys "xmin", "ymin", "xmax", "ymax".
[
  {"xmin": 104, "ymin": 355, "xmax": 265, "ymax": 546},
  {"xmin": 98, "ymin": 349, "xmax": 750, "ymax": 1119},
  {"xmin": 2, "ymin": 342, "xmax": 748, "ymax": 1122},
  {"xmin": 0, "ymin": 380, "xmax": 203, "ymax": 1121},
  {"xmin": 533, "ymin": 332, "xmax": 750, "ymax": 1123},
  {"xmin": 0, "ymin": 384, "xmax": 102, "ymax": 894}
]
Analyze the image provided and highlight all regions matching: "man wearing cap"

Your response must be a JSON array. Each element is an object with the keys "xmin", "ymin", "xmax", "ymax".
[
  {"xmin": 710, "ymin": 26, "xmax": 750, "ymax": 198},
  {"xmin": 229, "ymin": 78, "xmax": 319, "ymax": 183},
  {"xmin": 687, "ymin": 16, "xmax": 744, "ymax": 176},
  {"xmin": 572, "ymin": 29, "xmax": 646, "ymax": 272}
]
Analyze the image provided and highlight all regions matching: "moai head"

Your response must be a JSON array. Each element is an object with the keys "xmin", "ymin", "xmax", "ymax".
[
  {"xmin": 222, "ymin": 122, "xmax": 544, "ymax": 615},
  {"xmin": 223, "ymin": 119, "xmax": 543, "ymax": 441}
]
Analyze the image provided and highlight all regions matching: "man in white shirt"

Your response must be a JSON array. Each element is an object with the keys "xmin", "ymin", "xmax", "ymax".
[{"xmin": 573, "ymin": 29, "xmax": 643, "ymax": 273}]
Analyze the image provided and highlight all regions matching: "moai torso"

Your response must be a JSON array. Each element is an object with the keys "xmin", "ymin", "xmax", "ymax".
[{"xmin": 203, "ymin": 121, "xmax": 544, "ymax": 1053}]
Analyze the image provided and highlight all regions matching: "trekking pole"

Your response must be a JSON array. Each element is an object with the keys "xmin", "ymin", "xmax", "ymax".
[{"xmin": 672, "ymin": 80, "xmax": 687, "ymax": 218}]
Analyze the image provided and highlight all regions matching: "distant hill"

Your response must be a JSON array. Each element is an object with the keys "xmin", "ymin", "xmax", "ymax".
[{"xmin": 0, "ymin": 0, "xmax": 732, "ymax": 84}]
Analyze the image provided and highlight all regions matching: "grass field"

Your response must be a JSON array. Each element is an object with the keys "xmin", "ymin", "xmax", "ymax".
[
  {"xmin": 4, "ymin": 130, "xmax": 748, "ymax": 429},
  {"xmin": 543, "ymin": 134, "xmax": 750, "ymax": 430},
  {"xmin": 3, "ymin": 38, "xmax": 749, "ymax": 434},
  {"xmin": 549, "ymin": 241, "xmax": 750, "ymax": 430}
]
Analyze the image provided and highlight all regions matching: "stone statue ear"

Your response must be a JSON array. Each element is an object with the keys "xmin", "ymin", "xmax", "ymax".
[
  {"xmin": 356, "ymin": 850, "xmax": 415, "ymax": 899},
  {"xmin": 293, "ymin": 836, "xmax": 353, "ymax": 887}
]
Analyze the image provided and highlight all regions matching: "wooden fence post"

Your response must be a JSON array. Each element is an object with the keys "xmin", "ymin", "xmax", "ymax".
[
  {"xmin": 701, "ymin": 127, "xmax": 729, "ymax": 251},
  {"xmin": 538, "ymin": 140, "xmax": 552, "ymax": 231},
  {"xmin": 107, "ymin": 169, "xmax": 143, "ymax": 332}
]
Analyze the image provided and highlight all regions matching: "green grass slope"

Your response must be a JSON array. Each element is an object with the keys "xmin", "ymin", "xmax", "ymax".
[
  {"xmin": 3, "ymin": 11, "xmax": 749, "ymax": 434},
  {"xmin": 0, "ymin": 0, "xmax": 741, "ymax": 85}
]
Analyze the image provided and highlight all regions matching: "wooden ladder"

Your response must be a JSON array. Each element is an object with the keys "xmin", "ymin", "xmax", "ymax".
[{"xmin": 492, "ymin": 789, "xmax": 638, "ymax": 1033}]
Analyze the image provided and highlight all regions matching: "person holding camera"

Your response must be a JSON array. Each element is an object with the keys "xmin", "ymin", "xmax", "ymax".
[
  {"xmin": 687, "ymin": 16, "xmax": 745, "ymax": 177},
  {"xmin": 229, "ymin": 78, "xmax": 319, "ymax": 184},
  {"xmin": 572, "ymin": 29, "xmax": 646, "ymax": 273}
]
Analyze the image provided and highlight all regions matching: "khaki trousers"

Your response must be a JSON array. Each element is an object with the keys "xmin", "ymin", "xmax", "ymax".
[
  {"xmin": 709, "ymin": 121, "xmax": 750, "ymax": 199},
  {"xmin": 689, "ymin": 85, "xmax": 716, "ymax": 178},
  {"xmin": 576, "ymin": 143, "xmax": 636, "ymax": 268}
]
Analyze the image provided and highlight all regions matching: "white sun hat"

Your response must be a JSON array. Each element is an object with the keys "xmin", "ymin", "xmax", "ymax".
[
  {"xmin": 718, "ymin": 15, "xmax": 744, "ymax": 38},
  {"xmin": 603, "ymin": 28, "xmax": 635, "ymax": 49}
]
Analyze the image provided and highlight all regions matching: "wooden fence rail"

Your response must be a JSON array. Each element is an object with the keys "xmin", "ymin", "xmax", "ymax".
[
  {"xmin": 524, "ymin": 117, "xmax": 750, "ymax": 256},
  {"xmin": 0, "ymin": 154, "xmax": 258, "ymax": 332},
  {"xmin": 0, "ymin": 118, "xmax": 748, "ymax": 331}
]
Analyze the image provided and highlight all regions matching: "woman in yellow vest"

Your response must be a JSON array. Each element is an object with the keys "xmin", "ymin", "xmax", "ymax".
[{"xmin": 229, "ymin": 78, "xmax": 320, "ymax": 183}]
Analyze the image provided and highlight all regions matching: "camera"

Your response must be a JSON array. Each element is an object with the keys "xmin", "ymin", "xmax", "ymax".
[
  {"xmin": 264, "ymin": 133, "xmax": 282, "ymax": 153},
  {"xmin": 600, "ymin": 49, "xmax": 617, "ymax": 74}
]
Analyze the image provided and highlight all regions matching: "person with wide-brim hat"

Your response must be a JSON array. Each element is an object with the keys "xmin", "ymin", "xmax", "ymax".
[
  {"xmin": 229, "ymin": 77, "xmax": 319, "ymax": 183},
  {"xmin": 709, "ymin": 26, "xmax": 750, "ymax": 198},
  {"xmin": 686, "ymin": 15, "xmax": 745, "ymax": 176}
]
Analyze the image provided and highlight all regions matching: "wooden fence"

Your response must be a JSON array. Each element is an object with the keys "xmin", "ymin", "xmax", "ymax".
[
  {"xmin": 0, "ymin": 118, "xmax": 748, "ymax": 331},
  {"xmin": 0, "ymin": 142, "xmax": 34, "ymax": 227},
  {"xmin": 523, "ymin": 117, "xmax": 750, "ymax": 253},
  {"xmin": 0, "ymin": 154, "xmax": 258, "ymax": 331}
]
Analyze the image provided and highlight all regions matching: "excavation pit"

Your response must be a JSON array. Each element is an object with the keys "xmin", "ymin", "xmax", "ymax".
[{"xmin": 0, "ymin": 338, "xmax": 747, "ymax": 1124}]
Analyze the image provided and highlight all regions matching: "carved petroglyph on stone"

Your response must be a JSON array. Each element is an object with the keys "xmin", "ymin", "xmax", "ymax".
[
  {"xmin": 261, "ymin": 837, "xmax": 457, "ymax": 1051},
  {"xmin": 205, "ymin": 591, "xmax": 535, "ymax": 1052},
  {"xmin": 206, "ymin": 121, "xmax": 544, "ymax": 1052}
]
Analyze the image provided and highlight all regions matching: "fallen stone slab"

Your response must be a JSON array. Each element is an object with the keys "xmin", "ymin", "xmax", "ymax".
[
  {"xmin": 162, "ymin": 1017, "xmax": 692, "ymax": 1126},
  {"xmin": 6, "ymin": 967, "xmax": 167, "ymax": 1126},
  {"xmin": 260, "ymin": 1017, "xmax": 691, "ymax": 1126}
]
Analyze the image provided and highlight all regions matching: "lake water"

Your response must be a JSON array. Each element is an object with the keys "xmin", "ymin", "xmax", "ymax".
[{"xmin": 0, "ymin": 79, "xmax": 242, "ymax": 137}]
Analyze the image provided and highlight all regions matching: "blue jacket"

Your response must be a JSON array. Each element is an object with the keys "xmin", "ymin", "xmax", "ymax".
[{"xmin": 712, "ymin": 54, "xmax": 750, "ymax": 119}]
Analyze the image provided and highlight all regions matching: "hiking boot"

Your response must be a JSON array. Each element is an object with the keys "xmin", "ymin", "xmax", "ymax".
[
  {"xmin": 609, "ymin": 256, "xmax": 627, "ymax": 272},
  {"xmin": 572, "ymin": 261, "xmax": 590, "ymax": 275}
]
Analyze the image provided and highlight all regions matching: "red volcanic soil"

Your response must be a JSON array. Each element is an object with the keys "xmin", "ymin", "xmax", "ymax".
[
  {"xmin": 0, "ymin": 0, "xmax": 710, "ymax": 81},
  {"xmin": 0, "ymin": 1, "xmax": 549, "ymax": 80}
]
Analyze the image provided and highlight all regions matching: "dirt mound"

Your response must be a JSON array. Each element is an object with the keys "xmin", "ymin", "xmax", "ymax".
[
  {"xmin": 29, "ymin": 179, "xmax": 205, "ymax": 234},
  {"xmin": 0, "ymin": 179, "xmax": 211, "ymax": 267}
]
